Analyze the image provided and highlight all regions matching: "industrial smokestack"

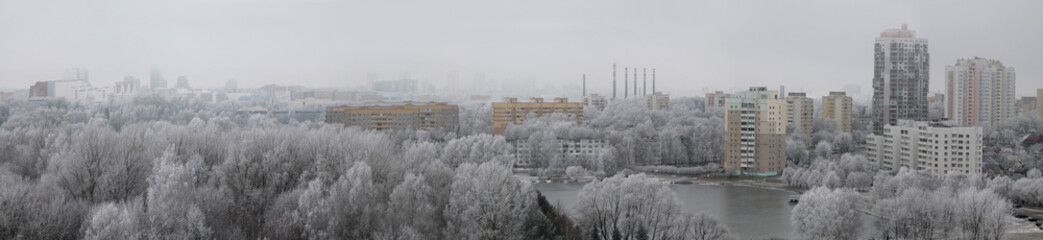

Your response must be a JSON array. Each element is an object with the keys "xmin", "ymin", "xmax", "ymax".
[
  {"xmin": 625, "ymin": 67, "xmax": 629, "ymax": 99},
  {"xmin": 612, "ymin": 63, "xmax": 617, "ymax": 99},
  {"xmin": 582, "ymin": 74, "xmax": 586, "ymax": 97},
  {"xmin": 643, "ymin": 68, "xmax": 647, "ymax": 96},
  {"xmin": 652, "ymin": 68, "xmax": 656, "ymax": 93},
  {"xmin": 633, "ymin": 70, "xmax": 637, "ymax": 97}
]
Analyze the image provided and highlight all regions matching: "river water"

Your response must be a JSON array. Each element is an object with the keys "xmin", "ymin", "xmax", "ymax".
[{"xmin": 534, "ymin": 183, "xmax": 799, "ymax": 240}]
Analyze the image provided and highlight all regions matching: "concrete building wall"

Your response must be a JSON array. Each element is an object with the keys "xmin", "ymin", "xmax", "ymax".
[
  {"xmin": 705, "ymin": 91, "xmax": 730, "ymax": 109},
  {"xmin": 326, "ymin": 102, "xmax": 458, "ymax": 132},
  {"xmin": 492, "ymin": 97, "xmax": 583, "ymax": 135},
  {"xmin": 1038, "ymin": 89, "xmax": 1043, "ymax": 117},
  {"xmin": 646, "ymin": 92, "xmax": 670, "ymax": 110},
  {"xmin": 786, "ymin": 92, "xmax": 814, "ymax": 143},
  {"xmin": 945, "ymin": 57, "xmax": 1016, "ymax": 126},
  {"xmin": 823, "ymin": 91, "xmax": 853, "ymax": 132},
  {"xmin": 512, "ymin": 138, "xmax": 609, "ymax": 168},
  {"xmin": 873, "ymin": 24, "xmax": 930, "ymax": 134},
  {"xmin": 723, "ymin": 87, "xmax": 787, "ymax": 176},
  {"xmin": 866, "ymin": 120, "xmax": 982, "ymax": 177}
]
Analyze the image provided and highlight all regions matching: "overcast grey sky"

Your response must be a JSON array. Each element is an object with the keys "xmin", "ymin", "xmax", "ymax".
[{"xmin": 1, "ymin": 0, "xmax": 1041, "ymax": 99}]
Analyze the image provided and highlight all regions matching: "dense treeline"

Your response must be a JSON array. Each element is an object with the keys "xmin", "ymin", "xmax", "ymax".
[
  {"xmin": 0, "ymin": 97, "xmax": 733, "ymax": 240},
  {"xmin": 506, "ymin": 98, "xmax": 727, "ymax": 174},
  {"xmin": 787, "ymin": 155, "xmax": 1017, "ymax": 240}
]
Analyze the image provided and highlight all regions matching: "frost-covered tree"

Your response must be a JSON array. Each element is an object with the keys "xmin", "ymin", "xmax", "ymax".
[
  {"xmin": 792, "ymin": 186, "xmax": 863, "ymax": 240},
  {"xmin": 145, "ymin": 146, "xmax": 212, "ymax": 239},
  {"xmin": 84, "ymin": 203, "xmax": 139, "ymax": 240},
  {"xmin": 441, "ymin": 134, "xmax": 512, "ymax": 168},
  {"xmin": 445, "ymin": 162, "xmax": 536, "ymax": 240},
  {"xmin": 814, "ymin": 141, "xmax": 833, "ymax": 160}
]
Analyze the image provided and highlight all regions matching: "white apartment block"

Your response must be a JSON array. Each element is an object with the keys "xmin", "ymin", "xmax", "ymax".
[
  {"xmin": 866, "ymin": 120, "xmax": 982, "ymax": 177},
  {"xmin": 511, "ymin": 138, "xmax": 610, "ymax": 168},
  {"xmin": 945, "ymin": 57, "xmax": 1016, "ymax": 127},
  {"xmin": 583, "ymin": 94, "xmax": 608, "ymax": 111}
]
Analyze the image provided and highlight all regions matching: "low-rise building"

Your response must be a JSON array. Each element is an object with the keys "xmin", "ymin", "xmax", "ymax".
[
  {"xmin": 326, "ymin": 102, "xmax": 459, "ymax": 132},
  {"xmin": 866, "ymin": 120, "xmax": 982, "ymax": 177},
  {"xmin": 583, "ymin": 94, "xmax": 608, "ymax": 111},
  {"xmin": 646, "ymin": 92, "xmax": 669, "ymax": 110},
  {"xmin": 492, "ymin": 97, "xmax": 583, "ymax": 135},
  {"xmin": 29, "ymin": 79, "xmax": 108, "ymax": 103},
  {"xmin": 0, "ymin": 92, "xmax": 13, "ymax": 105},
  {"xmin": 510, "ymin": 138, "xmax": 609, "ymax": 168}
]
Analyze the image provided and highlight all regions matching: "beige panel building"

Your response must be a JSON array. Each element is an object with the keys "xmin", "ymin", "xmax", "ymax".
[
  {"xmin": 326, "ymin": 102, "xmax": 459, "ymax": 132},
  {"xmin": 822, "ymin": 91, "xmax": 853, "ymax": 132},
  {"xmin": 723, "ymin": 87, "xmax": 787, "ymax": 176},
  {"xmin": 705, "ymin": 91, "xmax": 731, "ymax": 109},
  {"xmin": 945, "ymin": 57, "xmax": 1016, "ymax": 127},
  {"xmin": 1038, "ymin": 89, "xmax": 1043, "ymax": 117},
  {"xmin": 646, "ymin": 92, "xmax": 670, "ymax": 110},
  {"xmin": 785, "ymin": 92, "xmax": 814, "ymax": 143},
  {"xmin": 492, "ymin": 97, "xmax": 583, "ymax": 135}
]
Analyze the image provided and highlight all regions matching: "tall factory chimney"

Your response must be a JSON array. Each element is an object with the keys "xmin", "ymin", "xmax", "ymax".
[
  {"xmin": 633, "ymin": 70, "xmax": 637, "ymax": 96},
  {"xmin": 643, "ymin": 68, "xmax": 647, "ymax": 96},
  {"xmin": 582, "ymin": 74, "xmax": 586, "ymax": 97},
  {"xmin": 612, "ymin": 64, "xmax": 617, "ymax": 99},
  {"xmin": 625, "ymin": 67, "xmax": 629, "ymax": 99},
  {"xmin": 652, "ymin": 68, "xmax": 656, "ymax": 92}
]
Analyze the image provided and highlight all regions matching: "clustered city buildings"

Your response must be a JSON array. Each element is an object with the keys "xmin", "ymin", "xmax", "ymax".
[{"xmin": 6, "ymin": 24, "xmax": 1042, "ymax": 178}]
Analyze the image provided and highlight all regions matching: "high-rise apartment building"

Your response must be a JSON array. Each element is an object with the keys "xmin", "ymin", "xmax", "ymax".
[
  {"xmin": 646, "ymin": 92, "xmax": 670, "ymax": 110},
  {"xmin": 822, "ymin": 91, "xmax": 853, "ymax": 133},
  {"xmin": 150, "ymin": 68, "xmax": 167, "ymax": 89},
  {"xmin": 945, "ymin": 57, "xmax": 1016, "ymax": 127},
  {"xmin": 1037, "ymin": 89, "xmax": 1042, "ymax": 117},
  {"xmin": 872, "ymin": 24, "xmax": 929, "ymax": 134},
  {"xmin": 325, "ymin": 102, "xmax": 459, "ymax": 132},
  {"xmin": 175, "ymin": 76, "xmax": 191, "ymax": 89},
  {"xmin": 785, "ymin": 92, "xmax": 813, "ymax": 143},
  {"xmin": 866, "ymin": 120, "xmax": 982, "ymax": 177},
  {"xmin": 705, "ymin": 91, "xmax": 731, "ymax": 109},
  {"xmin": 492, "ymin": 98, "xmax": 583, "ymax": 135},
  {"xmin": 723, "ymin": 87, "xmax": 787, "ymax": 176}
]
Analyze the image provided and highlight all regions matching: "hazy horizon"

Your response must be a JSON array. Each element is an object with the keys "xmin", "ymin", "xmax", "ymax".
[{"xmin": 2, "ymin": 0, "xmax": 1042, "ymax": 99}]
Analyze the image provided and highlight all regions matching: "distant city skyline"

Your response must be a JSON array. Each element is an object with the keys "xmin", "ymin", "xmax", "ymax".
[{"xmin": 2, "ymin": 0, "xmax": 1042, "ymax": 99}]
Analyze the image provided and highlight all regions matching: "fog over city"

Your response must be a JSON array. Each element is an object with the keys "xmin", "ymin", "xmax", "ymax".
[
  {"xmin": 3, "ymin": 1, "xmax": 1043, "ymax": 240},
  {"xmin": 2, "ymin": 0, "xmax": 1043, "ymax": 98}
]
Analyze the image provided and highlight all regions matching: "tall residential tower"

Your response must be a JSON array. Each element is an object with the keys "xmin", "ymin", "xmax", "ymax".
[
  {"xmin": 822, "ymin": 91, "xmax": 853, "ymax": 132},
  {"xmin": 872, "ymin": 24, "xmax": 929, "ymax": 134},
  {"xmin": 945, "ymin": 57, "xmax": 1016, "ymax": 126},
  {"xmin": 723, "ymin": 87, "xmax": 787, "ymax": 176}
]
